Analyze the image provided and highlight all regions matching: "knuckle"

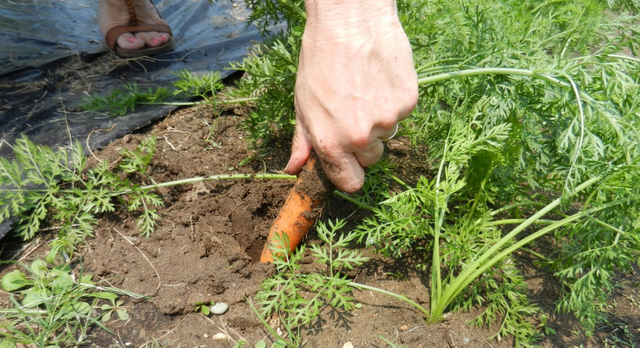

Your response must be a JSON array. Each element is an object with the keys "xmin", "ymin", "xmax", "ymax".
[{"xmin": 348, "ymin": 131, "xmax": 372, "ymax": 148}]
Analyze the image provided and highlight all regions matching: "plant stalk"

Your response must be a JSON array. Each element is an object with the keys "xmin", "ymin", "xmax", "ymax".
[
  {"xmin": 112, "ymin": 173, "xmax": 296, "ymax": 195},
  {"xmin": 429, "ymin": 175, "xmax": 602, "ymax": 321},
  {"xmin": 348, "ymin": 281, "xmax": 430, "ymax": 318}
]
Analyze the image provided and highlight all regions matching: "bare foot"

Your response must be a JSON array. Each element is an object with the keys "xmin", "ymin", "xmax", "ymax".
[{"xmin": 98, "ymin": 0, "xmax": 172, "ymax": 53}]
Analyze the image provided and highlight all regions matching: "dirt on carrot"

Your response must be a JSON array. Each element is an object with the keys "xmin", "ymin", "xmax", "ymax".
[{"xmin": 260, "ymin": 153, "xmax": 335, "ymax": 262}]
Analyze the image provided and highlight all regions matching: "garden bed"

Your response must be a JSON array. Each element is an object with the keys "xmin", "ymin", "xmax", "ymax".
[{"xmin": 2, "ymin": 101, "xmax": 637, "ymax": 348}]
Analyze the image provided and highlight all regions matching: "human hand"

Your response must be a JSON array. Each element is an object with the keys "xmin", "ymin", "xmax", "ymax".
[{"xmin": 285, "ymin": 0, "xmax": 418, "ymax": 193}]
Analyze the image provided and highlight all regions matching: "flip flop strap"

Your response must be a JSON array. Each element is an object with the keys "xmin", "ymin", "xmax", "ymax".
[
  {"xmin": 105, "ymin": 23, "xmax": 173, "ymax": 49},
  {"xmin": 125, "ymin": 0, "xmax": 138, "ymax": 26}
]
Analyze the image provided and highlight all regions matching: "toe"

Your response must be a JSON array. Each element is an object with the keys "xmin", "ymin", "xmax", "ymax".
[
  {"xmin": 135, "ymin": 31, "xmax": 169, "ymax": 48},
  {"xmin": 117, "ymin": 33, "xmax": 145, "ymax": 50}
]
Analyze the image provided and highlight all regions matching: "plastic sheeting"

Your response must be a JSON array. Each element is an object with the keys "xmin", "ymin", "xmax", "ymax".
[{"xmin": 0, "ymin": 0, "xmax": 275, "ymax": 238}]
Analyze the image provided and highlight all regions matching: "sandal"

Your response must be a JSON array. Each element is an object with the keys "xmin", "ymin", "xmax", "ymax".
[{"xmin": 99, "ymin": 0, "xmax": 175, "ymax": 58}]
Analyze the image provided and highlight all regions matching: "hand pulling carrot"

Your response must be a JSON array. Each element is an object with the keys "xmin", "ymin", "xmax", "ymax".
[{"xmin": 260, "ymin": 152, "xmax": 335, "ymax": 263}]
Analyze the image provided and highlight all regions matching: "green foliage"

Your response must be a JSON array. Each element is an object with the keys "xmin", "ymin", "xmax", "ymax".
[
  {"xmin": 3, "ymin": 0, "xmax": 639, "ymax": 345},
  {"xmin": 193, "ymin": 300, "xmax": 214, "ymax": 316},
  {"xmin": 100, "ymin": 297, "xmax": 129, "ymax": 322},
  {"xmin": 253, "ymin": 341, "xmax": 288, "ymax": 348},
  {"xmin": 0, "ymin": 259, "xmax": 123, "ymax": 346},
  {"xmin": 243, "ymin": 0, "xmax": 306, "ymax": 35},
  {"xmin": 377, "ymin": 336, "xmax": 409, "ymax": 348},
  {"xmin": 230, "ymin": 29, "xmax": 303, "ymax": 147},
  {"xmin": 80, "ymin": 70, "xmax": 224, "ymax": 116},
  {"xmin": 0, "ymin": 135, "xmax": 164, "ymax": 258},
  {"xmin": 254, "ymin": 220, "xmax": 368, "ymax": 343},
  {"xmin": 80, "ymin": 83, "xmax": 172, "ymax": 116},
  {"xmin": 345, "ymin": 0, "xmax": 640, "ymax": 345},
  {"xmin": 237, "ymin": 0, "xmax": 640, "ymax": 344}
]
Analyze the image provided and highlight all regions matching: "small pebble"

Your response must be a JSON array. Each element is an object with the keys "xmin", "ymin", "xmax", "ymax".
[
  {"xmin": 211, "ymin": 332, "xmax": 228, "ymax": 341},
  {"xmin": 210, "ymin": 302, "xmax": 229, "ymax": 315},
  {"xmin": 342, "ymin": 342, "xmax": 354, "ymax": 348}
]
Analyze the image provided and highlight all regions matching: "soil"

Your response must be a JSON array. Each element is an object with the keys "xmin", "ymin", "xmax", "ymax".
[{"xmin": 1, "ymin": 101, "xmax": 639, "ymax": 348}]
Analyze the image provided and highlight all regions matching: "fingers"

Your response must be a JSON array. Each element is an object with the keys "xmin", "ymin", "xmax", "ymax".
[
  {"xmin": 378, "ymin": 124, "xmax": 399, "ymax": 141},
  {"xmin": 311, "ymin": 132, "xmax": 385, "ymax": 193},
  {"xmin": 285, "ymin": 120, "xmax": 313, "ymax": 175},
  {"xmin": 354, "ymin": 139, "xmax": 385, "ymax": 168},
  {"xmin": 285, "ymin": 116, "xmax": 377, "ymax": 193},
  {"xmin": 317, "ymin": 150, "xmax": 366, "ymax": 193}
]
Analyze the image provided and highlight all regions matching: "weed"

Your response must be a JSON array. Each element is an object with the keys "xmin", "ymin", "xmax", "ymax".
[
  {"xmin": 194, "ymin": 300, "xmax": 215, "ymax": 316},
  {"xmin": 0, "ymin": 259, "xmax": 134, "ymax": 346},
  {"xmin": 539, "ymin": 314, "xmax": 556, "ymax": 336},
  {"xmin": 80, "ymin": 70, "xmax": 245, "ymax": 116},
  {"xmin": 204, "ymin": 119, "xmax": 223, "ymax": 149},
  {"xmin": 377, "ymin": 336, "xmax": 409, "ymax": 348},
  {"xmin": 100, "ymin": 297, "xmax": 130, "ymax": 322}
]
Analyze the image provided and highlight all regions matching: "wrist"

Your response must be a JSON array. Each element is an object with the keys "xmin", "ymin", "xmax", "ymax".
[{"xmin": 304, "ymin": 0, "xmax": 400, "ymax": 41}]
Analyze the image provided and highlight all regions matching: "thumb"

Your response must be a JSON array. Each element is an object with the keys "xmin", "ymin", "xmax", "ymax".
[{"xmin": 285, "ymin": 120, "xmax": 313, "ymax": 175}]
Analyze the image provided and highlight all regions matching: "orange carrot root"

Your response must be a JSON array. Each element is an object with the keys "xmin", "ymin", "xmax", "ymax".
[{"xmin": 260, "ymin": 153, "xmax": 334, "ymax": 263}]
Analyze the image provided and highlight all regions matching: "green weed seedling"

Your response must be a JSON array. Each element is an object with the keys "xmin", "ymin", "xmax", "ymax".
[
  {"xmin": 80, "ymin": 69, "xmax": 258, "ymax": 116},
  {"xmin": 539, "ymin": 314, "xmax": 556, "ymax": 336},
  {"xmin": 100, "ymin": 297, "xmax": 130, "ymax": 322},
  {"xmin": 194, "ymin": 300, "xmax": 215, "ymax": 316},
  {"xmin": 0, "ymin": 259, "xmax": 123, "ymax": 346},
  {"xmin": 377, "ymin": 336, "xmax": 409, "ymax": 348},
  {"xmin": 230, "ymin": 340, "xmax": 287, "ymax": 348}
]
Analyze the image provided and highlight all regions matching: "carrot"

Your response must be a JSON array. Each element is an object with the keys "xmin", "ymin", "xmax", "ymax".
[{"xmin": 260, "ymin": 152, "xmax": 335, "ymax": 263}]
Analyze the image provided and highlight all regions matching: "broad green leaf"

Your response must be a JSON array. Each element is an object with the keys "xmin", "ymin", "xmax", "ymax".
[
  {"xmin": 73, "ymin": 301, "xmax": 92, "ymax": 315},
  {"xmin": 0, "ymin": 340, "xmax": 16, "ymax": 348},
  {"xmin": 117, "ymin": 308, "xmax": 130, "ymax": 321},
  {"xmin": 101, "ymin": 310, "xmax": 112, "ymax": 322},
  {"xmin": 21, "ymin": 291, "xmax": 45, "ymax": 308},
  {"xmin": 1, "ymin": 270, "xmax": 31, "ymax": 292},
  {"xmin": 30, "ymin": 259, "xmax": 48, "ymax": 276}
]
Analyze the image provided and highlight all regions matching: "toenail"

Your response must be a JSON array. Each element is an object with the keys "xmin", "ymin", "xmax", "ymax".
[
  {"xmin": 152, "ymin": 38, "xmax": 160, "ymax": 44},
  {"xmin": 162, "ymin": 34, "xmax": 169, "ymax": 40},
  {"xmin": 128, "ymin": 38, "xmax": 136, "ymax": 43}
]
